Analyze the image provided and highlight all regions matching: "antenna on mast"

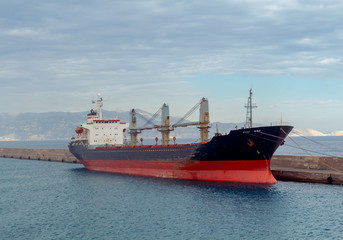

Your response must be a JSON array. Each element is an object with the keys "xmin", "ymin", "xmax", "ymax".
[
  {"xmin": 280, "ymin": 112, "xmax": 283, "ymax": 125},
  {"xmin": 244, "ymin": 89, "xmax": 257, "ymax": 128}
]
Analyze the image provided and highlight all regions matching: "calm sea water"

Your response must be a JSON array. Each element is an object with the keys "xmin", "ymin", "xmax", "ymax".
[
  {"xmin": 1, "ymin": 137, "xmax": 343, "ymax": 239},
  {"xmin": 1, "ymin": 158, "xmax": 343, "ymax": 240}
]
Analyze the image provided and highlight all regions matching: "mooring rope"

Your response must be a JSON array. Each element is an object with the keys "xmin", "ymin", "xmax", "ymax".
[
  {"xmin": 280, "ymin": 143, "xmax": 338, "ymax": 157},
  {"xmin": 291, "ymin": 130, "xmax": 343, "ymax": 154},
  {"xmin": 258, "ymin": 131, "xmax": 285, "ymax": 140},
  {"xmin": 254, "ymin": 129, "xmax": 339, "ymax": 157},
  {"xmin": 232, "ymin": 127, "xmax": 343, "ymax": 174},
  {"xmin": 255, "ymin": 131, "xmax": 335, "ymax": 157},
  {"xmin": 281, "ymin": 128, "xmax": 313, "ymax": 156},
  {"xmin": 280, "ymin": 128, "xmax": 343, "ymax": 174}
]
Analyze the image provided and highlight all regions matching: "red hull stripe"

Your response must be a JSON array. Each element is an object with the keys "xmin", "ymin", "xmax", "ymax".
[{"xmin": 80, "ymin": 159, "xmax": 277, "ymax": 184}]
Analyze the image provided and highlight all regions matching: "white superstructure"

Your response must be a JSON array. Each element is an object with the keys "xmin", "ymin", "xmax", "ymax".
[{"xmin": 74, "ymin": 95, "xmax": 128, "ymax": 146}]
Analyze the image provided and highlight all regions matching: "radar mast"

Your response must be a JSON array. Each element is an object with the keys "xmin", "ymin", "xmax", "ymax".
[
  {"xmin": 244, "ymin": 89, "xmax": 257, "ymax": 128},
  {"xmin": 96, "ymin": 94, "xmax": 103, "ymax": 120}
]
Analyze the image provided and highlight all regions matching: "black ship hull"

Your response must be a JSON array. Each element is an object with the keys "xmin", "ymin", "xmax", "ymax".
[{"xmin": 69, "ymin": 125, "xmax": 293, "ymax": 183}]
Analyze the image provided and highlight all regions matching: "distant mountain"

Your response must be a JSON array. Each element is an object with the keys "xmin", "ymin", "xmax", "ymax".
[
  {"xmin": 0, "ymin": 112, "xmax": 88, "ymax": 141},
  {"xmin": 291, "ymin": 128, "xmax": 343, "ymax": 137},
  {"xmin": 0, "ymin": 110, "xmax": 244, "ymax": 141},
  {"xmin": 1, "ymin": 111, "xmax": 340, "ymax": 141}
]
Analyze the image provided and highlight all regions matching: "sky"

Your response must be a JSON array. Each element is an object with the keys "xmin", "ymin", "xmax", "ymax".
[{"xmin": 1, "ymin": 0, "xmax": 343, "ymax": 133}]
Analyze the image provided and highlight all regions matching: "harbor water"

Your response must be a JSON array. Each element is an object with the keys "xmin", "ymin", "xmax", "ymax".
[{"xmin": 1, "ymin": 137, "xmax": 343, "ymax": 239}]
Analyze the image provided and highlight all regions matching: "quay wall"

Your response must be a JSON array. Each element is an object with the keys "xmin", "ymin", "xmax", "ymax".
[
  {"xmin": 0, "ymin": 148, "xmax": 80, "ymax": 164},
  {"xmin": 271, "ymin": 155, "xmax": 343, "ymax": 171},
  {"xmin": 271, "ymin": 155, "xmax": 343, "ymax": 184},
  {"xmin": 1, "ymin": 148, "xmax": 343, "ymax": 184}
]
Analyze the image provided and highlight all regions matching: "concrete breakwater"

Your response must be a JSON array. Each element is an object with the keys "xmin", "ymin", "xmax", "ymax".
[
  {"xmin": 271, "ymin": 155, "xmax": 343, "ymax": 185},
  {"xmin": 0, "ymin": 148, "xmax": 80, "ymax": 164},
  {"xmin": 1, "ymin": 147, "xmax": 343, "ymax": 184}
]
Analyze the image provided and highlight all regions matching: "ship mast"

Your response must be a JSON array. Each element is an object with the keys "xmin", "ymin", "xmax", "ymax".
[
  {"xmin": 96, "ymin": 94, "xmax": 103, "ymax": 120},
  {"xmin": 244, "ymin": 89, "xmax": 257, "ymax": 128},
  {"xmin": 160, "ymin": 103, "xmax": 171, "ymax": 145}
]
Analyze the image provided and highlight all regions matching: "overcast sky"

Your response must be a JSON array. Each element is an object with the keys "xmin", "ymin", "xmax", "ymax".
[{"xmin": 1, "ymin": 0, "xmax": 343, "ymax": 132}]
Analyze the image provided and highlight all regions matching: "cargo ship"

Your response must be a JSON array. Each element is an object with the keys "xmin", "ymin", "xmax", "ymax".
[{"xmin": 69, "ymin": 91, "xmax": 293, "ymax": 184}]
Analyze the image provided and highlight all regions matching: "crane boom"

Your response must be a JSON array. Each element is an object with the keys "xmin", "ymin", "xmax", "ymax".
[
  {"xmin": 172, "ymin": 99, "xmax": 202, "ymax": 127},
  {"xmin": 134, "ymin": 111, "xmax": 158, "ymax": 129},
  {"xmin": 143, "ymin": 107, "xmax": 162, "ymax": 128},
  {"xmin": 172, "ymin": 97, "xmax": 210, "ymax": 142}
]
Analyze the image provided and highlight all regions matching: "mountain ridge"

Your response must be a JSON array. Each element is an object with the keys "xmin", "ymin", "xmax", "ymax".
[
  {"xmin": 0, "ymin": 111, "xmax": 341, "ymax": 141},
  {"xmin": 291, "ymin": 128, "xmax": 343, "ymax": 137}
]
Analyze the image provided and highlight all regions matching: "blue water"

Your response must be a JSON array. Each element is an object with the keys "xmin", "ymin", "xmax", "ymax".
[
  {"xmin": 1, "ymin": 137, "xmax": 343, "ymax": 239},
  {"xmin": 1, "ymin": 157, "xmax": 343, "ymax": 240}
]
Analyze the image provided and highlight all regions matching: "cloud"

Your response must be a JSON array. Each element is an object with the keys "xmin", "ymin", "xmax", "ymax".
[
  {"xmin": 4, "ymin": 27, "xmax": 38, "ymax": 37},
  {"xmin": 318, "ymin": 58, "xmax": 341, "ymax": 65},
  {"xmin": 1, "ymin": 0, "xmax": 343, "ymax": 126},
  {"xmin": 2, "ymin": 1, "xmax": 342, "ymax": 73}
]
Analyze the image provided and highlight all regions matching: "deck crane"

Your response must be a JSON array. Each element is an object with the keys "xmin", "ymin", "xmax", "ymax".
[
  {"xmin": 172, "ymin": 97, "xmax": 210, "ymax": 143},
  {"xmin": 129, "ymin": 98, "xmax": 210, "ymax": 145},
  {"xmin": 128, "ymin": 109, "xmax": 141, "ymax": 146},
  {"xmin": 129, "ymin": 104, "xmax": 171, "ymax": 146}
]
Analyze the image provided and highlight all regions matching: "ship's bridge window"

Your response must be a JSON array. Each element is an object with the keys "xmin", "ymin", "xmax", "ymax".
[{"xmin": 88, "ymin": 109, "xmax": 97, "ymax": 116}]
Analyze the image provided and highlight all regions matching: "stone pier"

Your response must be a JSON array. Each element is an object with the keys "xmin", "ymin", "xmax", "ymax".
[
  {"xmin": 271, "ymin": 155, "xmax": 343, "ymax": 185},
  {"xmin": 0, "ymin": 148, "xmax": 79, "ymax": 163}
]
